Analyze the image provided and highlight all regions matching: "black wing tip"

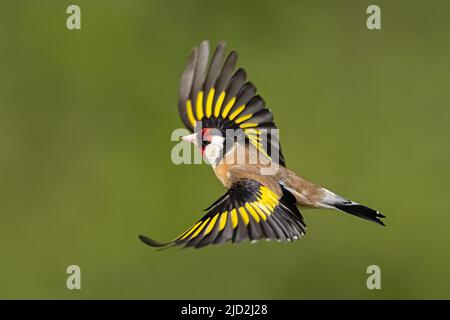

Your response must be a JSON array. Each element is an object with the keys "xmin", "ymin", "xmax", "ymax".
[
  {"xmin": 138, "ymin": 234, "xmax": 172, "ymax": 248},
  {"xmin": 335, "ymin": 203, "xmax": 386, "ymax": 226},
  {"xmin": 378, "ymin": 212, "xmax": 386, "ymax": 219},
  {"xmin": 370, "ymin": 215, "xmax": 386, "ymax": 226},
  {"xmin": 369, "ymin": 215, "xmax": 386, "ymax": 226}
]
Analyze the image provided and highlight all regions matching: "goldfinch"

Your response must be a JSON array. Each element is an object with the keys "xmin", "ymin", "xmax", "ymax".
[{"xmin": 139, "ymin": 41, "xmax": 385, "ymax": 249}]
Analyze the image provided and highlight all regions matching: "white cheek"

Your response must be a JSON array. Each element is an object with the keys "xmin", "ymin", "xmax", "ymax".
[
  {"xmin": 211, "ymin": 135, "xmax": 225, "ymax": 145},
  {"xmin": 204, "ymin": 143, "xmax": 222, "ymax": 165}
]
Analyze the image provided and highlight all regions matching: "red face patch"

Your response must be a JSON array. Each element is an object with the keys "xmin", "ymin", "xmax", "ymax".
[
  {"xmin": 201, "ymin": 128, "xmax": 212, "ymax": 142},
  {"xmin": 200, "ymin": 128, "xmax": 212, "ymax": 155}
]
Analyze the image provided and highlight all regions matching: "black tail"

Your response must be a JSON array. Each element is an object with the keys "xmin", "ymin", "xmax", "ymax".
[{"xmin": 334, "ymin": 202, "xmax": 386, "ymax": 226}]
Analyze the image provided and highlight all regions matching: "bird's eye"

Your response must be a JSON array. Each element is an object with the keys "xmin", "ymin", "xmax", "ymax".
[{"xmin": 199, "ymin": 128, "xmax": 211, "ymax": 154}]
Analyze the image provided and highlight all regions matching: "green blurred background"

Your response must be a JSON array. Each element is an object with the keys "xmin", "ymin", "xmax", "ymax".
[{"xmin": 1, "ymin": 0, "xmax": 449, "ymax": 299}]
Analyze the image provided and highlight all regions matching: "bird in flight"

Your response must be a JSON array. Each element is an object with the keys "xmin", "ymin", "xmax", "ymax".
[{"xmin": 139, "ymin": 41, "xmax": 385, "ymax": 249}]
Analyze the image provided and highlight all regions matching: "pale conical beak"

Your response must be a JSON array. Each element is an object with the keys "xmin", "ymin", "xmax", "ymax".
[{"xmin": 181, "ymin": 133, "xmax": 198, "ymax": 146}]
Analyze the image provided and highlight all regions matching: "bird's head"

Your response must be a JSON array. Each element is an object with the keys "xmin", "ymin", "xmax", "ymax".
[{"xmin": 182, "ymin": 128, "xmax": 225, "ymax": 165}]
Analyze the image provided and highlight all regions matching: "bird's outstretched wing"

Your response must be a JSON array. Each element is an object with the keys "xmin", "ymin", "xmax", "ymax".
[
  {"xmin": 139, "ymin": 179, "xmax": 306, "ymax": 249},
  {"xmin": 178, "ymin": 40, "xmax": 286, "ymax": 166}
]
